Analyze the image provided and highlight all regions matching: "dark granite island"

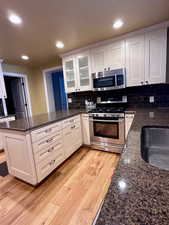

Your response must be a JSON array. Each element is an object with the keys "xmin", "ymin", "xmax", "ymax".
[
  {"xmin": 0, "ymin": 110, "xmax": 85, "ymax": 185},
  {"xmin": 96, "ymin": 108, "xmax": 169, "ymax": 225}
]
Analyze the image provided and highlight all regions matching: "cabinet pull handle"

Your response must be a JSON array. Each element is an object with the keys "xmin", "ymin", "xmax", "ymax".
[
  {"xmin": 48, "ymin": 146, "xmax": 54, "ymax": 152},
  {"xmin": 145, "ymin": 81, "xmax": 148, "ymax": 84},
  {"xmin": 45, "ymin": 128, "xmax": 52, "ymax": 133},
  {"xmin": 50, "ymin": 159, "xmax": 56, "ymax": 165},
  {"xmin": 46, "ymin": 138, "xmax": 53, "ymax": 143},
  {"xmin": 141, "ymin": 81, "xmax": 144, "ymax": 85}
]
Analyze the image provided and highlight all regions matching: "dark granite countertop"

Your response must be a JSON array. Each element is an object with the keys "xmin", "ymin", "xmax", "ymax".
[
  {"xmin": 96, "ymin": 107, "xmax": 169, "ymax": 225},
  {"xmin": 0, "ymin": 110, "xmax": 87, "ymax": 131}
]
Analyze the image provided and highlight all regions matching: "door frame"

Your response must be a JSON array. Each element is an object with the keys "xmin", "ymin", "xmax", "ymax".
[
  {"xmin": 2, "ymin": 72, "xmax": 32, "ymax": 117},
  {"xmin": 43, "ymin": 66, "xmax": 68, "ymax": 113}
]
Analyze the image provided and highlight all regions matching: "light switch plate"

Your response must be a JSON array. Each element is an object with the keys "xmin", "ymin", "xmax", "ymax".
[{"xmin": 149, "ymin": 96, "xmax": 154, "ymax": 103}]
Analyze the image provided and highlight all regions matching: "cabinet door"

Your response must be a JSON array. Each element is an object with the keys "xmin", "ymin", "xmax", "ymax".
[
  {"xmin": 126, "ymin": 35, "xmax": 145, "ymax": 87},
  {"xmin": 81, "ymin": 114, "xmax": 90, "ymax": 145},
  {"xmin": 63, "ymin": 56, "xmax": 77, "ymax": 93},
  {"xmin": 106, "ymin": 40, "xmax": 125, "ymax": 69},
  {"xmin": 76, "ymin": 52, "xmax": 92, "ymax": 92},
  {"xmin": 91, "ymin": 47, "xmax": 106, "ymax": 73},
  {"xmin": 145, "ymin": 28, "xmax": 167, "ymax": 84}
]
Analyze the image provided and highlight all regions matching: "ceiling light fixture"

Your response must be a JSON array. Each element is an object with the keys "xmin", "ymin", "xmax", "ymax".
[
  {"xmin": 113, "ymin": 19, "xmax": 124, "ymax": 29},
  {"xmin": 21, "ymin": 55, "xmax": 29, "ymax": 60},
  {"xmin": 8, "ymin": 13, "xmax": 22, "ymax": 25},
  {"xmin": 56, "ymin": 41, "xmax": 64, "ymax": 49}
]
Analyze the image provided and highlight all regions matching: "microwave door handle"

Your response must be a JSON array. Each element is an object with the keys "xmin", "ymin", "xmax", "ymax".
[{"xmin": 92, "ymin": 119, "xmax": 124, "ymax": 123}]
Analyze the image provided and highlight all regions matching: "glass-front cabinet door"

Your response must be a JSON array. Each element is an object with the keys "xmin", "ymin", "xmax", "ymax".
[
  {"xmin": 63, "ymin": 56, "xmax": 77, "ymax": 93},
  {"xmin": 76, "ymin": 52, "xmax": 92, "ymax": 92}
]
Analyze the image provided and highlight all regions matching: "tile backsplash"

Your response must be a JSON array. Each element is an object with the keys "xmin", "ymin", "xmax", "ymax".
[{"xmin": 68, "ymin": 84, "xmax": 169, "ymax": 109}]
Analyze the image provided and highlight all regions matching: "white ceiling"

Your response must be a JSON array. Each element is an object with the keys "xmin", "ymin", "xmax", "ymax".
[{"xmin": 0, "ymin": 0, "xmax": 169, "ymax": 68}]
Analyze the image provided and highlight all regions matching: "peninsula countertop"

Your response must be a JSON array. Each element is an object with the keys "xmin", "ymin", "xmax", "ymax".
[
  {"xmin": 0, "ymin": 110, "xmax": 86, "ymax": 131},
  {"xmin": 96, "ymin": 107, "xmax": 169, "ymax": 225}
]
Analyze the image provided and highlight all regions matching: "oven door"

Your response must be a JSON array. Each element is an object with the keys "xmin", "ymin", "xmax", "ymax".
[{"xmin": 90, "ymin": 117, "xmax": 125, "ymax": 145}]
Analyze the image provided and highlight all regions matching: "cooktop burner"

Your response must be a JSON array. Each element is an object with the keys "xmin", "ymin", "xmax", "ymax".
[{"xmin": 89, "ymin": 107, "xmax": 126, "ymax": 113}]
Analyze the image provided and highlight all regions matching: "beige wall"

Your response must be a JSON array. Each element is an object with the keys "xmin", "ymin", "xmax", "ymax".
[{"xmin": 2, "ymin": 59, "xmax": 62, "ymax": 116}]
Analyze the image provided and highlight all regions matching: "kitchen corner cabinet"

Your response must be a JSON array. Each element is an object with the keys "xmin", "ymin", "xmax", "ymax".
[
  {"xmin": 63, "ymin": 51, "xmax": 92, "ymax": 93},
  {"xmin": 1, "ymin": 115, "xmax": 82, "ymax": 185}
]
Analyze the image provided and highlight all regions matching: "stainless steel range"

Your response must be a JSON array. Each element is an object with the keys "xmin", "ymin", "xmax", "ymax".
[{"xmin": 89, "ymin": 107, "xmax": 125, "ymax": 153}]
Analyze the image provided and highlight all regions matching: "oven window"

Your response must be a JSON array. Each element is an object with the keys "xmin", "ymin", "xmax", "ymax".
[{"xmin": 94, "ymin": 121, "xmax": 119, "ymax": 139}]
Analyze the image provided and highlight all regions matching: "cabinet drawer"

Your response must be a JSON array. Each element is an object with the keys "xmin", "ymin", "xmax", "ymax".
[
  {"xmin": 33, "ymin": 131, "xmax": 62, "ymax": 153},
  {"xmin": 36, "ymin": 148, "xmax": 64, "ymax": 182},
  {"xmin": 34, "ymin": 141, "xmax": 63, "ymax": 163},
  {"xmin": 63, "ymin": 115, "xmax": 80, "ymax": 128},
  {"xmin": 31, "ymin": 121, "xmax": 63, "ymax": 143},
  {"xmin": 36, "ymin": 157, "xmax": 53, "ymax": 182}
]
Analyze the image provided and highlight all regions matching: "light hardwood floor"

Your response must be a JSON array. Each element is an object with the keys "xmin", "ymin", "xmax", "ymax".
[{"xmin": 0, "ymin": 147, "xmax": 119, "ymax": 225}]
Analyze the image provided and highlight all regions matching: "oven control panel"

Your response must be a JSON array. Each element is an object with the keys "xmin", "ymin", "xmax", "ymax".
[{"xmin": 89, "ymin": 113, "xmax": 125, "ymax": 118}]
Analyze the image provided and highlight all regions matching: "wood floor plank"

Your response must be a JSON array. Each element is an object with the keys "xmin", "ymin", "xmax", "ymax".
[{"xmin": 0, "ymin": 148, "xmax": 119, "ymax": 225}]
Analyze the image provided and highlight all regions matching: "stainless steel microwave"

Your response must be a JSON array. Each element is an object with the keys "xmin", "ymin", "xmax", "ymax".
[{"xmin": 92, "ymin": 68, "xmax": 126, "ymax": 91}]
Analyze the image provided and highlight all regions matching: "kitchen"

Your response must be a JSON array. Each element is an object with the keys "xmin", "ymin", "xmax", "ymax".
[{"xmin": 0, "ymin": 0, "xmax": 169, "ymax": 224}]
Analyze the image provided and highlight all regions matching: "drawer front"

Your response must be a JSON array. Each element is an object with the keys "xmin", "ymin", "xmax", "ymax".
[
  {"xmin": 33, "ymin": 131, "xmax": 62, "ymax": 153},
  {"xmin": 63, "ymin": 115, "xmax": 81, "ymax": 128},
  {"xmin": 36, "ymin": 146, "xmax": 64, "ymax": 182},
  {"xmin": 34, "ymin": 141, "xmax": 63, "ymax": 163},
  {"xmin": 31, "ymin": 121, "xmax": 63, "ymax": 143},
  {"xmin": 36, "ymin": 157, "xmax": 54, "ymax": 182}
]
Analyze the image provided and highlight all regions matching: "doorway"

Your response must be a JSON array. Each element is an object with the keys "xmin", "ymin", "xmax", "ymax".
[
  {"xmin": 2, "ymin": 73, "xmax": 32, "ymax": 119},
  {"xmin": 43, "ymin": 67, "xmax": 68, "ymax": 113}
]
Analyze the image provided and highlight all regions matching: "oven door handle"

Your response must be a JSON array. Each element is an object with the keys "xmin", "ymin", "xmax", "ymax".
[{"xmin": 90, "ymin": 119, "xmax": 124, "ymax": 123}]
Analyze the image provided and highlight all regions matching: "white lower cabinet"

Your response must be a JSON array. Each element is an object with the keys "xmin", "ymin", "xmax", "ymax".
[
  {"xmin": 63, "ymin": 115, "xmax": 82, "ymax": 158},
  {"xmin": 1, "ymin": 115, "xmax": 83, "ymax": 185},
  {"xmin": 0, "ymin": 116, "xmax": 15, "ymax": 150},
  {"xmin": 125, "ymin": 113, "xmax": 135, "ymax": 138},
  {"xmin": 81, "ymin": 114, "xmax": 90, "ymax": 145}
]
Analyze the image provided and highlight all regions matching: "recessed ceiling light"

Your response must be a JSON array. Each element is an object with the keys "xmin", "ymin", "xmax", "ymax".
[
  {"xmin": 56, "ymin": 41, "xmax": 64, "ymax": 49},
  {"xmin": 21, "ymin": 55, "xmax": 29, "ymax": 60},
  {"xmin": 113, "ymin": 19, "xmax": 124, "ymax": 29},
  {"xmin": 8, "ymin": 13, "xmax": 22, "ymax": 25}
]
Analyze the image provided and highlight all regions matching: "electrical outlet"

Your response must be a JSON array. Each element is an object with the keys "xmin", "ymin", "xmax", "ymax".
[
  {"xmin": 149, "ymin": 96, "xmax": 154, "ymax": 103},
  {"xmin": 68, "ymin": 98, "xmax": 72, "ymax": 103}
]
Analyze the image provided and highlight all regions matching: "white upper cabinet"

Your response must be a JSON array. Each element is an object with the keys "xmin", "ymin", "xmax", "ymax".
[
  {"xmin": 63, "ymin": 56, "xmax": 77, "ymax": 93},
  {"xmin": 145, "ymin": 28, "xmax": 167, "ymax": 84},
  {"xmin": 0, "ymin": 62, "xmax": 7, "ymax": 99},
  {"xmin": 76, "ymin": 51, "xmax": 92, "ymax": 92},
  {"xmin": 62, "ymin": 25, "xmax": 168, "ymax": 93},
  {"xmin": 91, "ymin": 46, "xmax": 106, "ymax": 73},
  {"xmin": 126, "ymin": 34, "xmax": 145, "ymax": 87},
  {"xmin": 106, "ymin": 40, "xmax": 125, "ymax": 69}
]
